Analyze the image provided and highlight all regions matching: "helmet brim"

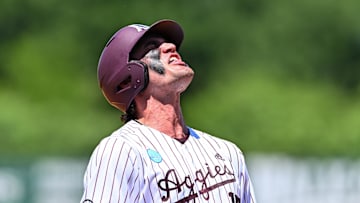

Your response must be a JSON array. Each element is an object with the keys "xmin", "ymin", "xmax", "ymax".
[
  {"xmin": 147, "ymin": 19, "xmax": 184, "ymax": 49},
  {"xmin": 130, "ymin": 19, "xmax": 184, "ymax": 60}
]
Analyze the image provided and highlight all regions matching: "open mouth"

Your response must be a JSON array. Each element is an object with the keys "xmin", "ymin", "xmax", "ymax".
[
  {"xmin": 169, "ymin": 56, "xmax": 179, "ymax": 63},
  {"xmin": 168, "ymin": 55, "xmax": 187, "ymax": 66}
]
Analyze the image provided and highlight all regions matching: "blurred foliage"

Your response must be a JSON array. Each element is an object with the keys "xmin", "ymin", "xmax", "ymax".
[{"xmin": 0, "ymin": 0, "xmax": 359, "ymax": 157}]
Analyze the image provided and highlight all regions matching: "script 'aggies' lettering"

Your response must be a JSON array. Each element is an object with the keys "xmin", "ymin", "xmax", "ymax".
[{"xmin": 157, "ymin": 163, "xmax": 236, "ymax": 202}]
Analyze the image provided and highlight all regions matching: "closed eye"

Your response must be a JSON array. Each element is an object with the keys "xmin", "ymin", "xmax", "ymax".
[
  {"xmin": 131, "ymin": 35, "xmax": 166, "ymax": 60},
  {"xmin": 144, "ymin": 40, "xmax": 162, "ymax": 51}
]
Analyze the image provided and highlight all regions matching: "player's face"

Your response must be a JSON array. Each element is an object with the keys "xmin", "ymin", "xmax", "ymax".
[{"xmin": 139, "ymin": 36, "xmax": 194, "ymax": 95}]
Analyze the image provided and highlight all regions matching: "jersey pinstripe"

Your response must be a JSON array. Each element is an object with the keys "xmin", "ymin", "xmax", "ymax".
[{"xmin": 81, "ymin": 120, "xmax": 256, "ymax": 203}]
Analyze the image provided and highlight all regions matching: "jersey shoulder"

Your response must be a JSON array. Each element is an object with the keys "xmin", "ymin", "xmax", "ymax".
[
  {"xmin": 102, "ymin": 120, "xmax": 147, "ymax": 147},
  {"xmin": 190, "ymin": 127, "xmax": 244, "ymax": 155},
  {"xmin": 89, "ymin": 121, "xmax": 146, "ymax": 164}
]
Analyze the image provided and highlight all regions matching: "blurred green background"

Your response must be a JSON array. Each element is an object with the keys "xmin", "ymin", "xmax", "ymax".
[
  {"xmin": 1, "ymin": 0, "xmax": 360, "ymax": 159},
  {"xmin": 1, "ymin": 0, "xmax": 360, "ymax": 202}
]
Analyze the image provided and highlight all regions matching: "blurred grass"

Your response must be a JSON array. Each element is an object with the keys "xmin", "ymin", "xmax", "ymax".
[
  {"xmin": 0, "ymin": 89, "xmax": 121, "ymax": 157},
  {"xmin": 0, "ymin": 0, "xmax": 360, "ymax": 157},
  {"xmin": 184, "ymin": 68, "xmax": 360, "ymax": 157}
]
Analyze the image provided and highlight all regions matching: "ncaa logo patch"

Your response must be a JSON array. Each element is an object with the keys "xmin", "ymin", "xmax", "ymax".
[
  {"xmin": 129, "ymin": 24, "xmax": 149, "ymax": 32},
  {"xmin": 147, "ymin": 149, "xmax": 162, "ymax": 163}
]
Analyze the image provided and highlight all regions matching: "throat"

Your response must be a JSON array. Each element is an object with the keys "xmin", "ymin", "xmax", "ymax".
[{"xmin": 136, "ymin": 101, "xmax": 188, "ymax": 141}]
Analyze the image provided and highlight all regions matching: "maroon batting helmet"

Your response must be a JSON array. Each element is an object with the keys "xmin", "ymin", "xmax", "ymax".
[{"xmin": 97, "ymin": 19, "xmax": 184, "ymax": 112}]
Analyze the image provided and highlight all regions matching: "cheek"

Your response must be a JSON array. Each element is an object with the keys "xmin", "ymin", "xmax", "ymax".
[
  {"xmin": 148, "ymin": 58, "xmax": 165, "ymax": 74},
  {"xmin": 144, "ymin": 49, "xmax": 165, "ymax": 74}
]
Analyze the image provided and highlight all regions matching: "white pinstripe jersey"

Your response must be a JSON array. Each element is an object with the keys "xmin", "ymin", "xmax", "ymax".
[{"xmin": 81, "ymin": 120, "xmax": 256, "ymax": 203}]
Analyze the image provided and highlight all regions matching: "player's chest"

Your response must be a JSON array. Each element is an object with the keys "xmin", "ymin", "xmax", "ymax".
[{"xmin": 141, "ymin": 144, "xmax": 241, "ymax": 202}]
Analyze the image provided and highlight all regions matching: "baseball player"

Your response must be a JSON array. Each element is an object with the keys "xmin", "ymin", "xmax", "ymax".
[{"xmin": 81, "ymin": 19, "xmax": 256, "ymax": 203}]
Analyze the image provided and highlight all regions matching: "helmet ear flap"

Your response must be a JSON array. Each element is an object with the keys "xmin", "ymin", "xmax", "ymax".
[
  {"xmin": 105, "ymin": 61, "xmax": 149, "ymax": 111},
  {"xmin": 127, "ymin": 60, "xmax": 149, "ymax": 92}
]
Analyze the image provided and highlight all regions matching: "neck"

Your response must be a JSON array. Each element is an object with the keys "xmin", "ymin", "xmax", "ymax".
[{"xmin": 136, "ymin": 96, "xmax": 188, "ymax": 140}]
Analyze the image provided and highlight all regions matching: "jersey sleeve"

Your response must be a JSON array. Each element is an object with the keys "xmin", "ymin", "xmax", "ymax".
[
  {"xmin": 231, "ymin": 144, "xmax": 257, "ymax": 203},
  {"xmin": 80, "ymin": 136, "xmax": 143, "ymax": 203}
]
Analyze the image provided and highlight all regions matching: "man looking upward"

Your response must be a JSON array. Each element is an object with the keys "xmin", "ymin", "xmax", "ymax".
[{"xmin": 81, "ymin": 19, "xmax": 256, "ymax": 203}]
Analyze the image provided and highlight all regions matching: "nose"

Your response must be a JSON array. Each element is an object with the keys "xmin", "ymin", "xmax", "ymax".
[{"xmin": 159, "ymin": 42, "xmax": 176, "ymax": 53}]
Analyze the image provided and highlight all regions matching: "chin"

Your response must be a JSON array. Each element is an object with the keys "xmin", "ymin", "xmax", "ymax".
[{"xmin": 177, "ymin": 76, "xmax": 194, "ymax": 92}]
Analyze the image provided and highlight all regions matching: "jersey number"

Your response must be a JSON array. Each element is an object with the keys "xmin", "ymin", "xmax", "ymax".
[{"xmin": 229, "ymin": 192, "xmax": 241, "ymax": 203}]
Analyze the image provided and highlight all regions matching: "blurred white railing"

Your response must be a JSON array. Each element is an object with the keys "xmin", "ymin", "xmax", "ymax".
[{"xmin": 247, "ymin": 154, "xmax": 360, "ymax": 203}]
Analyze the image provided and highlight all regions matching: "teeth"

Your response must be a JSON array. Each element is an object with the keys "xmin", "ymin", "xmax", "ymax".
[{"xmin": 169, "ymin": 57, "xmax": 178, "ymax": 63}]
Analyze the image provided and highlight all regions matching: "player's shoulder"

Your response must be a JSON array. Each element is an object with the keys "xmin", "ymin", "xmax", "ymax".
[
  {"xmin": 190, "ymin": 127, "xmax": 244, "ymax": 154},
  {"xmin": 95, "ymin": 121, "xmax": 147, "ymax": 148},
  {"xmin": 111, "ymin": 120, "xmax": 141, "ymax": 136},
  {"xmin": 89, "ymin": 121, "xmax": 145, "ymax": 164}
]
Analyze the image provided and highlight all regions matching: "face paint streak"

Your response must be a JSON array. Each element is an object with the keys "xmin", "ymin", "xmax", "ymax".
[{"xmin": 144, "ymin": 49, "xmax": 165, "ymax": 74}]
